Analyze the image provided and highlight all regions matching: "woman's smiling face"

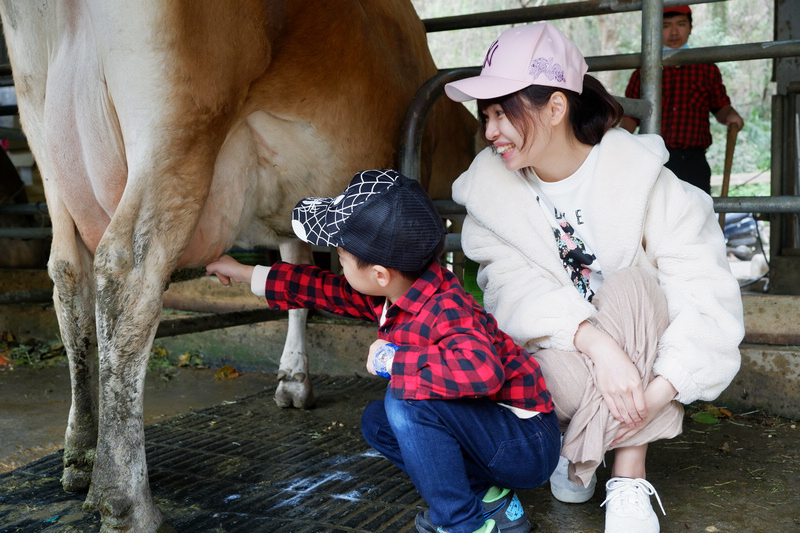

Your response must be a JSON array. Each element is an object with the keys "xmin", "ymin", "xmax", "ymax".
[{"xmin": 482, "ymin": 102, "xmax": 551, "ymax": 173}]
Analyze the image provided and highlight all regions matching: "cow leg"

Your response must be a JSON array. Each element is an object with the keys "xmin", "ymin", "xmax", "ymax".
[
  {"xmin": 47, "ymin": 199, "xmax": 99, "ymax": 493},
  {"xmin": 273, "ymin": 240, "xmax": 315, "ymax": 409},
  {"xmin": 82, "ymin": 243, "xmax": 165, "ymax": 531},
  {"xmin": 82, "ymin": 193, "xmax": 200, "ymax": 532}
]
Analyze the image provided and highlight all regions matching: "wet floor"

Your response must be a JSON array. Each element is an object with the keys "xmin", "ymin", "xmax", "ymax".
[
  {"xmin": 1, "ymin": 366, "xmax": 799, "ymax": 532},
  {"xmin": 0, "ymin": 365, "xmax": 274, "ymax": 474}
]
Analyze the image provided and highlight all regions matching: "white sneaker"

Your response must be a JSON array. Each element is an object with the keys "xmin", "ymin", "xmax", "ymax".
[
  {"xmin": 549, "ymin": 455, "xmax": 597, "ymax": 503},
  {"xmin": 601, "ymin": 477, "xmax": 665, "ymax": 533}
]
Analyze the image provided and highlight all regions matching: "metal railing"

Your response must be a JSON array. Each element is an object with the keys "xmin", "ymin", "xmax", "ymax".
[
  {"xmin": 3, "ymin": 0, "xmax": 799, "ymax": 237},
  {"xmin": 399, "ymin": 0, "xmax": 800, "ymax": 217},
  {"xmin": 1, "ymin": 0, "xmax": 796, "ymax": 315},
  {"xmin": 421, "ymin": 0, "xmax": 723, "ymax": 32}
]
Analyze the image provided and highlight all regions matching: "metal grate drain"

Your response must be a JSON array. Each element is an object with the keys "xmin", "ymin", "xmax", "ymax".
[{"xmin": 0, "ymin": 376, "xmax": 424, "ymax": 532}]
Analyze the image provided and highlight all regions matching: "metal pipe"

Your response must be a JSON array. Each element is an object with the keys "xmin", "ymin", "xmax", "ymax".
[
  {"xmin": 444, "ymin": 233, "xmax": 462, "ymax": 253},
  {"xmin": 399, "ymin": 36, "xmax": 799, "ymax": 181},
  {"xmin": 3, "ymin": 196, "xmax": 797, "ymax": 308},
  {"xmin": 713, "ymin": 196, "xmax": 800, "ymax": 213},
  {"xmin": 7, "ymin": 4, "xmax": 777, "ymax": 75},
  {"xmin": 398, "ymin": 40, "xmax": 800, "ymax": 140},
  {"xmin": 0, "ymin": 289, "xmax": 52, "ymax": 305},
  {"xmin": 155, "ymin": 308, "xmax": 287, "ymax": 339},
  {"xmin": 433, "ymin": 199, "xmax": 469, "ymax": 216},
  {"xmin": 0, "ymin": 227, "xmax": 52, "ymax": 239},
  {"xmin": 661, "ymin": 40, "xmax": 800, "ymax": 66},
  {"xmin": 398, "ymin": 67, "xmax": 479, "ymax": 181},
  {"xmin": 422, "ymin": 0, "xmax": 724, "ymax": 33},
  {"xmin": 615, "ymin": 96, "xmax": 652, "ymax": 119},
  {"xmin": 587, "ymin": 40, "xmax": 800, "ymax": 72},
  {"xmin": 4, "ymin": 194, "xmax": 800, "ymax": 242},
  {"xmin": 0, "ymin": 202, "xmax": 48, "ymax": 216},
  {"xmin": 0, "ymin": 126, "xmax": 25, "ymax": 141},
  {"xmin": 639, "ymin": 0, "xmax": 663, "ymax": 134},
  {"xmin": 435, "ymin": 197, "xmax": 800, "ymax": 215},
  {"xmin": 0, "ymin": 294, "xmax": 320, "ymax": 336},
  {"xmin": 572, "ymin": 40, "xmax": 800, "ymax": 72}
]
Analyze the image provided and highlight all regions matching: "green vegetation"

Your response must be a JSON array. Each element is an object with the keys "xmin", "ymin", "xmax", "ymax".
[
  {"xmin": 0, "ymin": 333, "xmax": 66, "ymax": 368},
  {"xmin": 710, "ymin": 180, "xmax": 770, "ymax": 198},
  {"xmin": 0, "ymin": 333, "xmax": 199, "ymax": 375}
]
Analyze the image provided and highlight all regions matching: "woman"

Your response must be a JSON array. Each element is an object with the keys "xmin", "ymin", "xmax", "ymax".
[{"xmin": 446, "ymin": 22, "xmax": 743, "ymax": 533}]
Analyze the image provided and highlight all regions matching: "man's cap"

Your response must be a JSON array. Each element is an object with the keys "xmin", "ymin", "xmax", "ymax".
[
  {"xmin": 664, "ymin": 5, "xmax": 691, "ymax": 15},
  {"xmin": 291, "ymin": 169, "xmax": 445, "ymax": 271},
  {"xmin": 444, "ymin": 22, "xmax": 588, "ymax": 102}
]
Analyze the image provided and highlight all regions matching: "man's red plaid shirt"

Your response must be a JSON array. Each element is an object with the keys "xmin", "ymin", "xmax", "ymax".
[
  {"xmin": 264, "ymin": 260, "xmax": 553, "ymax": 413},
  {"xmin": 625, "ymin": 63, "xmax": 732, "ymax": 150}
]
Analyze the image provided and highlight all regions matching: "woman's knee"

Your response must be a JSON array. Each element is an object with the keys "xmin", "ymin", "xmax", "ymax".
[
  {"xmin": 597, "ymin": 267, "xmax": 665, "ymax": 308},
  {"xmin": 598, "ymin": 266, "xmax": 656, "ymax": 297},
  {"xmin": 593, "ymin": 266, "xmax": 669, "ymax": 337}
]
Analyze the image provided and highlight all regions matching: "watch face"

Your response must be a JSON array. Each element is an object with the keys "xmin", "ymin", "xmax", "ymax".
[{"xmin": 374, "ymin": 344, "xmax": 396, "ymax": 378}]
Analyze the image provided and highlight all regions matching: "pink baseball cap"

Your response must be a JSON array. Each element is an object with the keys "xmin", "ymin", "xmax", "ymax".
[{"xmin": 445, "ymin": 22, "xmax": 588, "ymax": 102}]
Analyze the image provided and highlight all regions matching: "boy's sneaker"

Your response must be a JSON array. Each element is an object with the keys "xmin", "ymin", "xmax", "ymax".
[
  {"xmin": 549, "ymin": 455, "xmax": 596, "ymax": 503},
  {"xmin": 600, "ymin": 477, "xmax": 665, "ymax": 533},
  {"xmin": 415, "ymin": 512, "xmax": 497, "ymax": 533},
  {"xmin": 482, "ymin": 489, "xmax": 530, "ymax": 533}
]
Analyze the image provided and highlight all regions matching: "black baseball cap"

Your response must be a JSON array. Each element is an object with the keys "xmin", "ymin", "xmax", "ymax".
[{"xmin": 292, "ymin": 169, "xmax": 446, "ymax": 271}]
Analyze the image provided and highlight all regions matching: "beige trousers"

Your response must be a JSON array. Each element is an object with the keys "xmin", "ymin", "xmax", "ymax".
[{"xmin": 534, "ymin": 267, "xmax": 684, "ymax": 487}]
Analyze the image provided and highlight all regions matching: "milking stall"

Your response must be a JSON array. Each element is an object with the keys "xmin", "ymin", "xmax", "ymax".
[{"xmin": 1, "ymin": 0, "xmax": 799, "ymax": 531}]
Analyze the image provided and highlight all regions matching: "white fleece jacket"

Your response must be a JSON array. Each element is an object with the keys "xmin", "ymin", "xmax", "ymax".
[{"xmin": 452, "ymin": 128, "xmax": 743, "ymax": 404}]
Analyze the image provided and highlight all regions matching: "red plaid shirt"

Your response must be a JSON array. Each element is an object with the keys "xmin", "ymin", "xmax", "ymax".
[
  {"xmin": 625, "ymin": 63, "xmax": 731, "ymax": 150},
  {"xmin": 264, "ymin": 261, "xmax": 553, "ymax": 413}
]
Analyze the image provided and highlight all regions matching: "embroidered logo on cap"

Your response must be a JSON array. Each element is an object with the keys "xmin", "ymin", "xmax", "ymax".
[
  {"xmin": 529, "ymin": 57, "xmax": 566, "ymax": 84},
  {"xmin": 483, "ymin": 40, "xmax": 499, "ymax": 68}
]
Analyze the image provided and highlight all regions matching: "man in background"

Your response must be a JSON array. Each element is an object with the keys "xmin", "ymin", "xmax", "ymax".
[{"xmin": 621, "ymin": 5, "xmax": 744, "ymax": 194}]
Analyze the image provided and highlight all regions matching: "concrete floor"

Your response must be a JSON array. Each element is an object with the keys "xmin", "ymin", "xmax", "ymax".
[
  {"xmin": 0, "ymin": 365, "xmax": 274, "ymax": 474},
  {"xmin": 0, "ymin": 368, "xmax": 798, "ymax": 532},
  {"xmin": 1, "ymin": 238, "xmax": 799, "ymax": 531}
]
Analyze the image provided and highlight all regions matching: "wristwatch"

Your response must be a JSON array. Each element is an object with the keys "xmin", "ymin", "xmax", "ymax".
[{"xmin": 373, "ymin": 343, "xmax": 398, "ymax": 379}]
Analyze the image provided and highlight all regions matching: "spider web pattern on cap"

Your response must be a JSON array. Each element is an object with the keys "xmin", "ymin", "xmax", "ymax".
[{"xmin": 292, "ymin": 170, "xmax": 398, "ymax": 247}]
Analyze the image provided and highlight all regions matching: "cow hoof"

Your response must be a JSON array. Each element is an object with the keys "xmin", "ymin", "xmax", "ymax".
[
  {"xmin": 98, "ymin": 518, "xmax": 168, "ymax": 533},
  {"xmin": 61, "ymin": 445, "xmax": 95, "ymax": 492},
  {"xmin": 61, "ymin": 466, "xmax": 92, "ymax": 492},
  {"xmin": 274, "ymin": 372, "xmax": 315, "ymax": 409},
  {"xmin": 89, "ymin": 490, "xmax": 165, "ymax": 533}
]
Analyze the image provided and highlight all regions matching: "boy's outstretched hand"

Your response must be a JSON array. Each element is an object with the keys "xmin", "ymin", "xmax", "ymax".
[{"xmin": 206, "ymin": 254, "xmax": 255, "ymax": 286}]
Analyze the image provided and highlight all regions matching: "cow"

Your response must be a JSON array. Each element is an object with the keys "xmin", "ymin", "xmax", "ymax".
[{"xmin": 0, "ymin": 1, "xmax": 479, "ymax": 531}]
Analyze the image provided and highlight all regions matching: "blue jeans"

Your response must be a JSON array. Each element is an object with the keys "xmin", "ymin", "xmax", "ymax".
[{"xmin": 361, "ymin": 387, "xmax": 560, "ymax": 533}]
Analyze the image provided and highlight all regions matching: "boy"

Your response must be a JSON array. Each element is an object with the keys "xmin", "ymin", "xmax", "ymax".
[{"xmin": 206, "ymin": 169, "xmax": 559, "ymax": 533}]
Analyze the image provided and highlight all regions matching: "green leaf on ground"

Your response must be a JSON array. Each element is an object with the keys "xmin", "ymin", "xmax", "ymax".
[{"xmin": 692, "ymin": 411, "xmax": 722, "ymax": 425}]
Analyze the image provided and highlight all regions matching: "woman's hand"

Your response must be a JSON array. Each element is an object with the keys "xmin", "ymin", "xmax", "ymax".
[
  {"xmin": 206, "ymin": 254, "xmax": 255, "ymax": 286},
  {"xmin": 574, "ymin": 321, "xmax": 647, "ymax": 427},
  {"xmin": 611, "ymin": 376, "xmax": 678, "ymax": 446}
]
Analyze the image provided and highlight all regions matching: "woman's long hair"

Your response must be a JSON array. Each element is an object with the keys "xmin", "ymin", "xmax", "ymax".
[{"xmin": 478, "ymin": 74, "xmax": 623, "ymax": 149}]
